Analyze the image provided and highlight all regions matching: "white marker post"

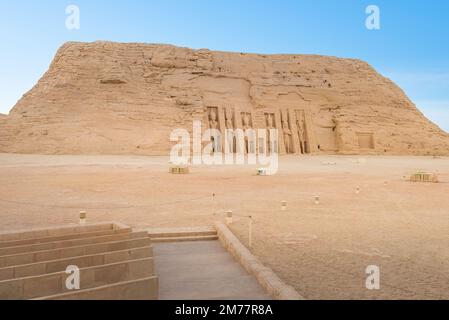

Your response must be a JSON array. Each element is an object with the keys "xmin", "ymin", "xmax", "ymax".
[
  {"xmin": 281, "ymin": 201, "xmax": 287, "ymax": 211},
  {"xmin": 79, "ymin": 210, "xmax": 86, "ymax": 224},
  {"xmin": 226, "ymin": 210, "xmax": 233, "ymax": 225}
]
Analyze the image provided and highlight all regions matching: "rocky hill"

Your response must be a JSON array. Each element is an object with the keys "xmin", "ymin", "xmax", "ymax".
[{"xmin": 0, "ymin": 41, "xmax": 448, "ymax": 155}]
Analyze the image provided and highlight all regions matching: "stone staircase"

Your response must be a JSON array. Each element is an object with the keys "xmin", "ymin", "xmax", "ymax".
[
  {"xmin": 0, "ymin": 224, "xmax": 280, "ymax": 300},
  {"xmin": 0, "ymin": 222, "xmax": 158, "ymax": 300}
]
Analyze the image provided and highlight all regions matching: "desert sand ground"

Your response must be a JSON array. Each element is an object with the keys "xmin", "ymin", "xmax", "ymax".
[{"xmin": 0, "ymin": 153, "xmax": 448, "ymax": 300}]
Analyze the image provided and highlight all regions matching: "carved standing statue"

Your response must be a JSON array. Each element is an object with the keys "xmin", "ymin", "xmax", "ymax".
[
  {"xmin": 266, "ymin": 113, "xmax": 277, "ymax": 153},
  {"xmin": 296, "ymin": 116, "xmax": 306, "ymax": 154},
  {"xmin": 225, "ymin": 108, "xmax": 235, "ymax": 153},
  {"xmin": 282, "ymin": 112, "xmax": 293, "ymax": 154},
  {"xmin": 209, "ymin": 109, "xmax": 219, "ymax": 129},
  {"xmin": 331, "ymin": 115, "xmax": 341, "ymax": 151},
  {"xmin": 208, "ymin": 109, "xmax": 220, "ymax": 153},
  {"xmin": 242, "ymin": 113, "xmax": 252, "ymax": 154}
]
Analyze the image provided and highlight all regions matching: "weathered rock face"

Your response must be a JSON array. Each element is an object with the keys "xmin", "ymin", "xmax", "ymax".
[{"xmin": 1, "ymin": 41, "xmax": 448, "ymax": 155}]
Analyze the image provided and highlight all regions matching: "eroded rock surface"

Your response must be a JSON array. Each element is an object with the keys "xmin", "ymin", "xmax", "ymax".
[{"xmin": 1, "ymin": 41, "xmax": 448, "ymax": 155}]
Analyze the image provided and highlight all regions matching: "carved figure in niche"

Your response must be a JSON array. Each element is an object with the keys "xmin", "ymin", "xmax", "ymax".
[
  {"xmin": 281, "ymin": 111, "xmax": 293, "ymax": 154},
  {"xmin": 208, "ymin": 108, "xmax": 220, "ymax": 153},
  {"xmin": 265, "ymin": 113, "xmax": 277, "ymax": 153},
  {"xmin": 225, "ymin": 108, "xmax": 235, "ymax": 153},
  {"xmin": 296, "ymin": 111, "xmax": 306, "ymax": 154},
  {"xmin": 241, "ymin": 112, "xmax": 254, "ymax": 154},
  {"xmin": 242, "ymin": 113, "xmax": 251, "ymax": 130},
  {"xmin": 331, "ymin": 115, "xmax": 338, "ymax": 132},
  {"xmin": 209, "ymin": 109, "xmax": 219, "ymax": 130},
  {"xmin": 331, "ymin": 115, "xmax": 341, "ymax": 151}
]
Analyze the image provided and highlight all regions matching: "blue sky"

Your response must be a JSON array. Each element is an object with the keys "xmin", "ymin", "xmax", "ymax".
[{"xmin": 0, "ymin": 0, "xmax": 448, "ymax": 131}]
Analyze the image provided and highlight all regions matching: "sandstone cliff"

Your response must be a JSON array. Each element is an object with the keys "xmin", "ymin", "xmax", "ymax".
[{"xmin": 1, "ymin": 41, "xmax": 448, "ymax": 155}]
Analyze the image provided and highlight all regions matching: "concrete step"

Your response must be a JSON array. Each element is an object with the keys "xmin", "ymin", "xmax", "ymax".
[
  {"xmin": 146, "ymin": 227, "xmax": 217, "ymax": 239},
  {"xmin": 146, "ymin": 226, "xmax": 218, "ymax": 243},
  {"xmin": 151, "ymin": 235, "xmax": 218, "ymax": 243}
]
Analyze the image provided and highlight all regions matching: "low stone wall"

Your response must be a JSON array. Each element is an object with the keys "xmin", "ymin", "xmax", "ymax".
[
  {"xmin": 0, "ymin": 230, "xmax": 144, "ymax": 256},
  {"xmin": 35, "ymin": 276, "xmax": 159, "ymax": 300},
  {"xmin": 0, "ymin": 246, "xmax": 152, "ymax": 280},
  {"xmin": 214, "ymin": 222, "xmax": 304, "ymax": 300},
  {"xmin": 0, "ymin": 236, "xmax": 150, "ymax": 268},
  {"xmin": 0, "ymin": 222, "xmax": 124, "ymax": 242},
  {"xmin": 0, "ymin": 227, "xmax": 131, "ymax": 250},
  {"xmin": 0, "ymin": 258, "xmax": 154, "ymax": 300}
]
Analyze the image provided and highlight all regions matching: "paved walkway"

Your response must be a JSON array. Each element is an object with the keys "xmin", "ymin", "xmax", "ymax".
[{"xmin": 154, "ymin": 241, "xmax": 270, "ymax": 300}]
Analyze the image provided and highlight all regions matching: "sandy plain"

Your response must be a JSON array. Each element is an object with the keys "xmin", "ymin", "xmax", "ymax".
[{"xmin": 0, "ymin": 153, "xmax": 448, "ymax": 299}]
